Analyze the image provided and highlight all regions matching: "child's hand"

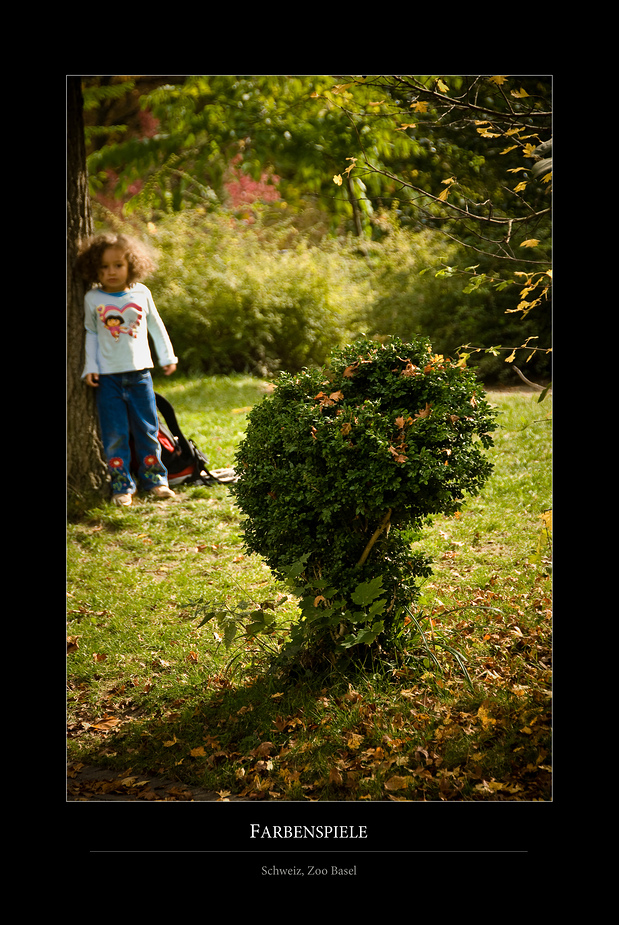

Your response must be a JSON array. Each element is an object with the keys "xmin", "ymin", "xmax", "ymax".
[
  {"xmin": 85, "ymin": 373, "xmax": 99, "ymax": 387},
  {"xmin": 163, "ymin": 364, "xmax": 177, "ymax": 376}
]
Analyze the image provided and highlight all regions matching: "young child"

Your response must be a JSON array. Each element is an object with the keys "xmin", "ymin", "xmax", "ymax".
[{"xmin": 76, "ymin": 232, "xmax": 178, "ymax": 507}]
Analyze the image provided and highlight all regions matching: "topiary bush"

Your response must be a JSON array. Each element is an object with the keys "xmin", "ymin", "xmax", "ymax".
[{"xmin": 231, "ymin": 336, "xmax": 498, "ymax": 662}]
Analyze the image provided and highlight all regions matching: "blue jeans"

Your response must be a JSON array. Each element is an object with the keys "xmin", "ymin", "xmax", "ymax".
[{"xmin": 96, "ymin": 370, "xmax": 168, "ymax": 496}]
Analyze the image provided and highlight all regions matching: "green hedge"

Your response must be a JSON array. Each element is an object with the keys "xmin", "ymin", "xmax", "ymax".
[{"xmin": 147, "ymin": 210, "xmax": 370, "ymax": 376}]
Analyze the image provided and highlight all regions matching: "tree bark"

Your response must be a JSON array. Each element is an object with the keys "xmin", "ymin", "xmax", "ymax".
[{"xmin": 66, "ymin": 77, "xmax": 107, "ymax": 498}]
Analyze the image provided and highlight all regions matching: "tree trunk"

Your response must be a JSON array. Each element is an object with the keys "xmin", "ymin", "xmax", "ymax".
[{"xmin": 66, "ymin": 77, "xmax": 107, "ymax": 498}]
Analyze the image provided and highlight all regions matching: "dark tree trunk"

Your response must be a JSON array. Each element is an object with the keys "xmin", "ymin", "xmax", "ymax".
[{"xmin": 66, "ymin": 77, "xmax": 107, "ymax": 498}]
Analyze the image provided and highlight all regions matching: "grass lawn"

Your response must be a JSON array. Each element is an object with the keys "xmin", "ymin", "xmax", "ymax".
[{"xmin": 67, "ymin": 375, "xmax": 552, "ymax": 802}]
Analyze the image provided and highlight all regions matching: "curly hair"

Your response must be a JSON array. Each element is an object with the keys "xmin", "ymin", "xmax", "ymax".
[{"xmin": 75, "ymin": 232, "xmax": 157, "ymax": 288}]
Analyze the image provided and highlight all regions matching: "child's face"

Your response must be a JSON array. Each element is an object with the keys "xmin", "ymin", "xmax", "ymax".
[{"xmin": 98, "ymin": 247, "xmax": 129, "ymax": 292}]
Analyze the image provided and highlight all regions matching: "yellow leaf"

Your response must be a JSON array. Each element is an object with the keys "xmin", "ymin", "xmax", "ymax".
[
  {"xmin": 477, "ymin": 701, "xmax": 497, "ymax": 728},
  {"xmin": 489, "ymin": 76, "xmax": 508, "ymax": 85},
  {"xmin": 333, "ymin": 174, "xmax": 342, "ymax": 186},
  {"xmin": 511, "ymin": 87, "xmax": 530, "ymax": 98},
  {"xmin": 190, "ymin": 746, "xmax": 207, "ymax": 757},
  {"xmin": 436, "ymin": 79, "xmax": 449, "ymax": 93},
  {"xmin": 92, "ymin": 716, "xmax": 121, "ymax": 731},
  {"xmin": 520, "ymin": 239, "xmax": 540, "ymax": 248},
  {"xmin": 347, "ymin": 733, "xmax": 364, "ymax": 749},
  {"xmin": 410, "ymin": 101, "xmax": 428, "ymax": 113},
  {"xmin": 384, "ymin": 775, "xmax": 410, "ymax": 791},
  {"xmin": 513, "ymin": 181, "xmax": 528, "ymax": 192},
  {"xmin": 475, "ymin": 780, "xmax": 507, "ymax": 792}
]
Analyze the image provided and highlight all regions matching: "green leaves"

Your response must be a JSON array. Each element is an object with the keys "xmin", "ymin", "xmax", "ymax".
[
  {"xmin": 195, "ymin": 598, "xmax": 280, "ymax": 649},
  {"xmin": 351, "ymin": 576, "xmax": 385, "ymax": 607}
]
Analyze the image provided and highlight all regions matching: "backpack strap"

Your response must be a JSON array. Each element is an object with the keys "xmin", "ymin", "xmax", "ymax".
[
  {"xmin": 155, "ymin": 393, "xmax": 185, "ymax": 441},
  {"xmin": 188, "ymin": 439, "xmax": 237, "ymax": 485}
]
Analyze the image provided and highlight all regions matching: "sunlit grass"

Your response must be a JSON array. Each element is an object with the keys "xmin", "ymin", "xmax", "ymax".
[{"xmin": 67, "ymin": 379, "xmax": 552, "ymax": 801}]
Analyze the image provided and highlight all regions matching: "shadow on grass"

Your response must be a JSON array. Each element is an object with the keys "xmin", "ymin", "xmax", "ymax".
[{"xmin": 70, "ymin": 656, "xmax": 370, "ymax": 801}]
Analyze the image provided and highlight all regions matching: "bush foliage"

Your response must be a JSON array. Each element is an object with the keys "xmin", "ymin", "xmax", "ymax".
[
  {"xmin": 97, "ymin": 206, "xmax": 550, "ymax": 383},
  {"xmin": 231, "ymin": 336, "xmax": 498, "ymax": 659},
  {"xmin": 146, "ymin": 210, "xmax": 369, "ymax": 377}
]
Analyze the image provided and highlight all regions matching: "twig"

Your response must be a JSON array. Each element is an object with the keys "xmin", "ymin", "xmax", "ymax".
[
  {"xmin": 513, "ymin": 365, "xmax": 546, "ymax": 392},
  {"xmin": 357, "ymin": 509, "xmax": 392, "ymax": 566}
]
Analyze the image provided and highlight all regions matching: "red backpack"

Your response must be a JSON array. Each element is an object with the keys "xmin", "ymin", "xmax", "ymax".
[{"xmin": 131, "ymin": 392, "xmax": 236, "ymax": 487}]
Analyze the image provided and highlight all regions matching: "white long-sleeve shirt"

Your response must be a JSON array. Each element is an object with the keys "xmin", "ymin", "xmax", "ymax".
[{"xmin": 82, "ymin": 283, "xmax": 178, "ymax": 378}]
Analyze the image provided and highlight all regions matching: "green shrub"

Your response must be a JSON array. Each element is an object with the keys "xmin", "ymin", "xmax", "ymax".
[{"xmin": 231, "ymin": 336, "xmax": 498, "ymax": 660}]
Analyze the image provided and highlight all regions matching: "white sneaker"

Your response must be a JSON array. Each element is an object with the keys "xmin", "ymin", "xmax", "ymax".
[
  {"xmin": 149, "ymin": 485, "xmax": 175, "ymax": 500},
  {"xmin": 113, "ymin": 493, "xmax": 132, "ymax": 506}
]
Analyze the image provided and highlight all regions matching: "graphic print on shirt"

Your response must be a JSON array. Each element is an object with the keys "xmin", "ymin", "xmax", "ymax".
[{"xmin": 96, "ymin": 302, "xmax": 143, "ymax": 340}]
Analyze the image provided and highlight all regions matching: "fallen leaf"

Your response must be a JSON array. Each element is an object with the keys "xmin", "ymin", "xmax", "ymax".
[
  {"xmin": 329, "ymin": 767, "xmax": 344, "ymax": 785},
  {"xmin": 252, "ymin": 741, "xmax": 274, "ymax": 757},
  {"xmin": 414, "ymin": 402, "xmax": 432, "ymax": 419},
  {"xmin": 389, "ymin": 446, "xmax": 407, "ymax": 463},
  {"xmin": 399, "ymin": 360, "xmax": 419, "ymax": 377},
  {"xmin": 384, "ymin": 775, "xmax": 410, "ymax": 791},
  {"xmin": 347, "ymin": 733, "xmax": 364, "ymax": 750},
  {"xmin": 477, "ymin": 701, "xmax": 497, "ymax": 728},
  {"xmin": 92, "ymin": 716, "xmax": 122, "ymax": 732}
]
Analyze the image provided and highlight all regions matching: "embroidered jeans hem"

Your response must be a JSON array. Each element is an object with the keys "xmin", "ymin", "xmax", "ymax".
[{"xmin": 96, "ymin": 370, "xmax": 169, "ymax": 495}]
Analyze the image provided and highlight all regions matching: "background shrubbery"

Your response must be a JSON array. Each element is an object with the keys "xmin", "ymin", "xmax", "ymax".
[
  {"xmin": 108, "ymin": 206, "xmax": 550, "ymax": 384},
  {"xmin": 146, "ymin": 209, "xmax": 369, "ymax": 376}
]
